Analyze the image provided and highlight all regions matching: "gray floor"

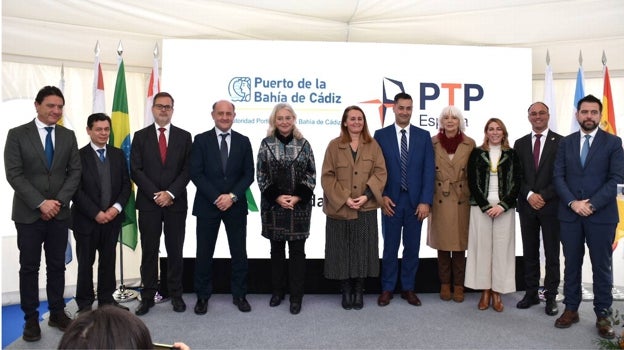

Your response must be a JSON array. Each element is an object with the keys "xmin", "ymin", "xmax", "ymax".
[{"xmin": 8, "ymin": 292, "xmax": 623, "ymax": 349}]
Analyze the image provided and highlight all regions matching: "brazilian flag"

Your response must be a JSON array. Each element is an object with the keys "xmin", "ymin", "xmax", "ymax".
[{"xmin": 110, "ymin": 59, "xmax": 138, "ymax": 250}]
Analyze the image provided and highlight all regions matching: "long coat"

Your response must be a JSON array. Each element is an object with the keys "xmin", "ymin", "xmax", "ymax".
[
  {"xmin": 427, "ymin": 134, "xmax": 475, "ymax": 251},
  {"xmin": 321, "ymin": 137, "xmax": 387, "ymax": 220},
  {"xmin": 256, "ymin": 135, "xmax": 316, "ymax": 241}
]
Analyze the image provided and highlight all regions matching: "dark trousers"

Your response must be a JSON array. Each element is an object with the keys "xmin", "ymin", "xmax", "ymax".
[
  {"xmin": 519, "ymin": 209, "xmax": 560, "ymax": 297},
  {"xmin": 194, "ymin": 213, "xmax": 248, "ymax": 299},
  {"xmin": 16, "ymin": 219, "xmax": 68, "ymax": 320},
  {"xmin": 138, "ymin": 209, "xmax": 187, "ymax": 299},
  {"xmin": 560, "ymin": 220, "xmax": 615, "ymax": 317},
  {"xmin": 74, "ymin": 222, "xmax": 120, "ymax": 308},
  {"xmin": 270, "ymin": 239, "xmax": 306, "ymax": 299},
  {"xmin": 381, "ymin": 192, "xmax": 422, "ymax": 291}
]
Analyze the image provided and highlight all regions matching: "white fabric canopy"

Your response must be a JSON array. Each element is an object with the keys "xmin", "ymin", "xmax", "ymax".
[{"xmin": 3, "ymin": 0, "xmax": 624, "ymax": 75}]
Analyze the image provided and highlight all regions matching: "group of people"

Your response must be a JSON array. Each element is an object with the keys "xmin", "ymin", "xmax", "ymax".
[{"xmin": 5, "ymin": 85, "xmax": 622, "ymax": 343}]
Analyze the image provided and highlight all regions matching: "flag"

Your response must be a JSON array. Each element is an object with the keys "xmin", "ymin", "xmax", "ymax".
[
  {"xmin": 543, "ymin": 63, "xmax": 557, "ymax": 131},
  {"xmin": 93, "ymin": 53, "xmax": 106, "ymax": 113},
  {"xmin": 600, "ymin": 65, "xmax": 624, "ymax": 249},
  {"xmin": 57, "ymin": 65, "xmax": 73, "ymax": 265},
  {"xmin": 246, "ymin": 188, "xmax": 258, "ymax": 212},
  {"xmin": 600, "ymin": 66, "xmax": 616, "ymax": 134},
  {"xmin": 144, "ymin": 56, "xmax": 160, "ymax": 126},
  {"xmin": 571, "ymin": 66, "xmax": 585, "ymax": 133},
  {"xmin": 110, "ymin": 59, "xmax": 138, "ymax": 250}
]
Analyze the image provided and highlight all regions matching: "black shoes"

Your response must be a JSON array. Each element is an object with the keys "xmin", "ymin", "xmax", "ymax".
[
  {"xmin": 269, "ymin": 293, "xmax": 284, "ymax": 307},
  {"xmin": 545, "ymin": 297, "xmax": 558, "ymax": 316},
  {"xmin": 22, "ymin": 316, "xmax": 41, "ymax": 342},
  {"xmin": 48, "ymin": 311, "xmax": 72, "ymax": 331},
  {"xmin": 172, "ymin": 296, "xmax": 187, "ymax": 312},
  {"xmin": 516, "ymin": 293, "xmax": 540, "ymax": 309},
  {"xmin": 194, "ymin": 298, "xmax": 208, "ymax": 315},
  {"xmin": 290, "ymin": 299, "xmax": 302, "ymax": 315},
  {"xmin": 135, "ymin": 299, "xmax": 155, "ymax": 316},
  {"xmin": 340, "ymin": 280, "xmax": 353, "ymax": 310},
  {"xmin": 233, "ymin": 297, "xmax": 252, "ymax": 312}
]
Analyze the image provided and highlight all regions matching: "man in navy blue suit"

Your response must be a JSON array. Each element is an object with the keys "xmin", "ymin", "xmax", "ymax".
[
  {"xmin": 553, "ymin": 94, "xmax": 624, "ymax": 339},
  {"xmin": 374, "ymin": 92, "xmax": 435, "ymax": 306},
  {"xmin": 191, "ymin": 100, "xmax": 254, "ymax": 314}
]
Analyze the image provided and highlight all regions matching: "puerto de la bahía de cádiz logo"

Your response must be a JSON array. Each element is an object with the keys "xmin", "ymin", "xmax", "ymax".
[
  {"xmin": 227, "ymin": 76, "xmax": 402, "ymax": 120},
  {"xmin": 229, "ymin": 77, "xmax": 252, "ymax": 102}
]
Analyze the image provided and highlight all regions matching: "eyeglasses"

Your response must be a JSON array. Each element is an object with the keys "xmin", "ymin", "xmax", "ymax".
[{"xmin": 153, "ymin": 104, "xmax": 173, "ymax": 111}]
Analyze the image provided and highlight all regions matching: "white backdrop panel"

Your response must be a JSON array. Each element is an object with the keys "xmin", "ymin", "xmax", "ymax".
[{"xmin": 161, "ymin": 39, "xmax": 532, "ymax": 258}]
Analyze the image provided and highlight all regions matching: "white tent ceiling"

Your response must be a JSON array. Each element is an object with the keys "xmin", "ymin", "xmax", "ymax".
[{"xmin": 2, "ymin": 0, "xmax": 624, "ymax": 76}]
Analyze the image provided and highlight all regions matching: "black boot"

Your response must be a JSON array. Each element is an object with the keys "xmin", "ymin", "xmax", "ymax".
[
  {"xmin": 340, "ymin": 279, "xmax": 353, "ymax": 310},
  {"xmin": 353, "ymin": 278, "xmax": 364, "ymax": 310}
]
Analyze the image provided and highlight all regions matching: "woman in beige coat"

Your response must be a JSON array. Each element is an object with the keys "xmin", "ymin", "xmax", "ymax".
[
  {"xmin": 427, "ymin": 106, "xmax": 475, "ymax": 302},
  {"xmin": 321, "ymin": 105, "xmax": 387, "ymax": 310}
]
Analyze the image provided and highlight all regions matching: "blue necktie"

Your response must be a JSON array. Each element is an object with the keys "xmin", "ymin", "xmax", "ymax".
[
  {"xmin": 400, "ymin": 129, "xmax": 408, "ymax": 191},
  {"xmin": 97, "ymin": 148, "xmax": 106, "ymax": 163},
  {"xmin": 44, "ymin": 126, "xmax": 54, "ymax": 169},
  {"xmin": 580, "ymin": 134, "xmax": 590, "ymax": 167}
]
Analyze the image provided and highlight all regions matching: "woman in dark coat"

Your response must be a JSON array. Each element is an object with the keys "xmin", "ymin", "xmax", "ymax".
[{"xmin": 256, "ymin": 103, "xmax": 316, "ymax": 314}]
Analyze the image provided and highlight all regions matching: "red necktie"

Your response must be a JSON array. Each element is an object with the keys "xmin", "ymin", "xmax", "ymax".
[
  {"xmin": 533, "ymin": 133, "xmax": 542, "ymax": 169},
  {"xmin": 158, "ymin": 127, "xmax": 167, "ymax": 165}
]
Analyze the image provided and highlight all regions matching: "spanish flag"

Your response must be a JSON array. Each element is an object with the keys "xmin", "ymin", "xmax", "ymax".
[{"xmin": 600, "ymin": 65, "xmax": 624, "ymax": 249}]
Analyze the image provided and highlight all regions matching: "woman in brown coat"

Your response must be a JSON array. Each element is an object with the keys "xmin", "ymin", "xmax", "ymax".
[
  {"xmin": 321, "ymin": 105, "xmax": 387, "ymax": 310},
  {"xmin": 427, "ymin": 106, "xmax": 475, "ymax": 302}
]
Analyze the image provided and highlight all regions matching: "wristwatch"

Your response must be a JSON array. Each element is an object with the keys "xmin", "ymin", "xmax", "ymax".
[{"xmin": 229, "ymin": 193, "xmax": 238, "ymax": 203}]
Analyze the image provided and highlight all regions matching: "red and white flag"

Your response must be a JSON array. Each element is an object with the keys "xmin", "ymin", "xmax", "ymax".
[
  {"xmin": 144, "ymin": 53, "xmax": 160, "ymax": 126},
  {"xmin": 93, "ymin": 43, "xmax": 106, "ymax": 113}
]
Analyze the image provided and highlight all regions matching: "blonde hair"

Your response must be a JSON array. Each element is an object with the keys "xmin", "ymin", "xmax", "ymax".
[
  {"xmin": 266, "ymin": 103, "xmax": 303, "ymax": 139},
  {"xmin": 481, "ymin": 118, "xmax": 510, "ymax": 150}
]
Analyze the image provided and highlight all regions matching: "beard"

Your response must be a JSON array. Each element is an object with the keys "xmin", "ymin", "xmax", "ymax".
[{"xmin": 580, "ymin": 119, "xmax": 598, "ymax": 132}]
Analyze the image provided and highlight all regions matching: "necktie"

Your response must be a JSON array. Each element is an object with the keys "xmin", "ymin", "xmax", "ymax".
[
  {"xmin": 533, "ymin": 134, "xmax": 542, "ymax": 169},
  {"xmin": 97, "ymin": 149, "xmax": 106, "ymax": 163},
  {"xmin": 44, "ymin": 126, "xmax": 54, "ymax": 169},
  {"xmin": 220, "ymin": 133, "xmax": 230, "ymax": 171},
  {"xmin": 158, "ymin": 127, "xmax": 167, "ymax": 165},
  {"xmin": 580, "ymin": 134, "xmax": 590, "ymax": 167},
  {"xmin": 400, "ymin": 129, "xmax": 408, "ymax": 191}
]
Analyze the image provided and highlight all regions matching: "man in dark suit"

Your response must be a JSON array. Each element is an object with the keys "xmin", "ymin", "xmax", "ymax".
[
  {"xmin": 373, "ymin": 92, "xmax": 435, "ymax": 307},
  {"xmin": 71, "ymin": 113, "xmax": 131, "ymax": 313},
  {"xmin": 4, "ymin": 86, "xmax": 81, "ymax": 341},
  {"xmin": 513, "ymin": 102, "xmax": 562, "ymax": 316},
  {"xmin": 131, "ymin": 92, "xmax": 192, "ymax": 315},
  {"xmin": 553, "ymin": 94, "xmax": 624, "ymax": 339},
  {"xmin": 191, "ymin": 100, "xmax": 254, "ymax": 314}
]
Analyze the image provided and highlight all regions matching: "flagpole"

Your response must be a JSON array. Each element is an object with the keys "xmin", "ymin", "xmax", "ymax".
[{"xmin": 113, "ymin": 40, "xmax": 139, "ymax": 303}]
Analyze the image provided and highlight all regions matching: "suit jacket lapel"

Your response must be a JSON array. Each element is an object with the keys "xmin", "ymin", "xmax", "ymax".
[
  {"xmin": 537, "ymin": 132, "xmax": 555, "ymax": 171},
  {"xmin": 87, "ymin": 147, "xmax": 103, "ymax": 191},
  {"xmin": 585, "ymin": 130, "xmax": 604, "ymax": 167},
  {"xmin": 26, "ymin": 121, "xmax": 49, "ymax": 169},
  {"xmin": 209, "ymin": 128, "xmax": 226, "ymax": 173}
]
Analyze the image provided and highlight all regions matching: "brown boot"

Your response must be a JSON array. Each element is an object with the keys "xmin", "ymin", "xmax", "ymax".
[
  {"xmin": 440, "ymin": 284, "xmax": 451, "ymax": 301},
  {"xmin": 453, "ymin": 285, "xmax": 464, "ymax": 303},
  {"xmin": 478, "ymin": 289, "xmax": 491, "ymax": 310},
  {"xmin": 491, "ymin": 291, "xmax": 504, "ymax": 312},
  {"xmin": 437, "ymin": 250, "xmax": 452, "ymax": 300}
]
